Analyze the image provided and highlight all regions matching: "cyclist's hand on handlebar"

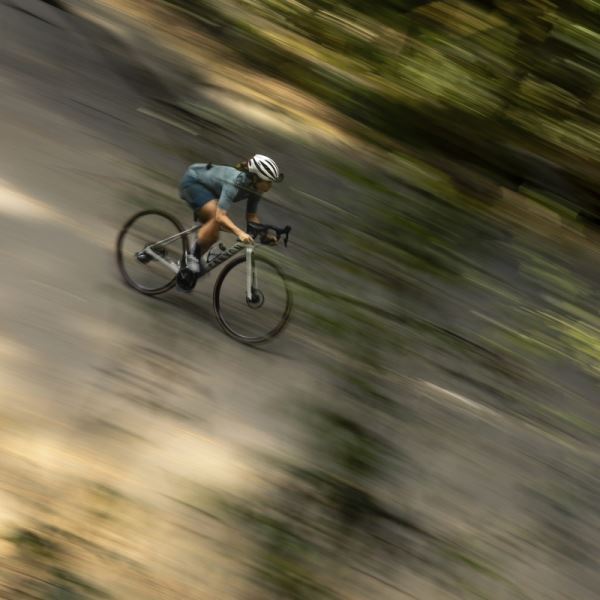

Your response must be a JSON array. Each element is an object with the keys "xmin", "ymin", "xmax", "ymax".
[{"xmin": 238, "ymin": 231, "xmax": 253, "ymax": 244}]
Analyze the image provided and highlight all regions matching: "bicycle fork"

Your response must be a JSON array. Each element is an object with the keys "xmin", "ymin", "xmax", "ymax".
[{"xmin": 246, "ymin": 245, "xmax": 257, "ymax": 302}]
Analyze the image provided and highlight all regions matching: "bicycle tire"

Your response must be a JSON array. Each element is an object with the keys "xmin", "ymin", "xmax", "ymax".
[
  {"xmin": 213, "ymin": 254, "xmax": 292, "ymax": 344},
  {"xmin": 116, "ymin": 209, "xmax": 188, "ymax": 295}
]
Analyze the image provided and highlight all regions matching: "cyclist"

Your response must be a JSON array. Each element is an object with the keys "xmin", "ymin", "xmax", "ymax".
[{"xmin": 177, "ymin": 154, "xmax": 284, "ymax": 290}]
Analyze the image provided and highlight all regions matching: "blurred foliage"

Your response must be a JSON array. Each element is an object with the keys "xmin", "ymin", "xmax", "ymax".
[
  {"xmin": 4, "ymin": 526, "xmax": 110, "ymax": 599},
  {"xmin": 169, "ymin": 0, "xmax": 600, "ymax": 217},
  {"xmin": 15, "ymin": 1, "xmax": 597, "ymax": 597}
]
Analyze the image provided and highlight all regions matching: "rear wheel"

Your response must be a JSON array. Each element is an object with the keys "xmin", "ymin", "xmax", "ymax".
[
  {"xmin": 213, "ymin": 254, "xmax": 292, "ymax": 344},
  {"xmin": 116, "ymin": 210, "xmax": 188, "ymax": 295}
]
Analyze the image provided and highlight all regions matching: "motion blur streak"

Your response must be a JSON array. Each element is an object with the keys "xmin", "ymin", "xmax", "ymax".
[
  {"xmin": 1, "ymin": 1, "xmax": 599, "ymax": 599},
  {"xmin": 0, "ymin": 180, "xmax": 59, "ymax": 221}
]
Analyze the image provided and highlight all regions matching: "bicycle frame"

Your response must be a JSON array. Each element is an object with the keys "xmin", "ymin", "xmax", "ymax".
[{"xmin": 143, "ymin": 223, "xmax": 256, "ymax": 300}]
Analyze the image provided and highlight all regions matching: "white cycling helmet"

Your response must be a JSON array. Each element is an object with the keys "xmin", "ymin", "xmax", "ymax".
[{"xmin": 248, "ymin": 154, "xmax": 283, "ymax": 183}]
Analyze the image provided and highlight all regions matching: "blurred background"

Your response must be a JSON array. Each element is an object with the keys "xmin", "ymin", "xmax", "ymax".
[{"xmin": 1, "ymin": 0, "xmax": 599, "ymax": 598}]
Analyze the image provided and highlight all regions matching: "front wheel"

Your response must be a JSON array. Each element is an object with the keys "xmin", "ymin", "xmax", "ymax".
[{"xmin": 213, "ymin": 254, "xmax": 292, "ymax": 344}]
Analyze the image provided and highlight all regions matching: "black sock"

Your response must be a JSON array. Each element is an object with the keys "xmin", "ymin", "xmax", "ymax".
[{"xmin": 193, "ymin": 243, "xmax": 203, "ymax": 259}]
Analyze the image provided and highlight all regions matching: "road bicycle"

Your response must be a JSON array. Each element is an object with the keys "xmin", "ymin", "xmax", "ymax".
[{"xmin": 116, "ymin": 209, "xmax": 293, "ymax": 344}]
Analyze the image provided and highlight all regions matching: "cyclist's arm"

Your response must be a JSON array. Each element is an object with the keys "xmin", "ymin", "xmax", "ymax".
[
  {"xmin": 215, "ymin": 183, "xmax": 251, "ymax": 240},
  {"xmin": 246, "ymin": 194, "xmax": 261, "ymax": 222},
  {"xmin": 216, "ymin": 207, "xmax": 245, "ymax": 238}
]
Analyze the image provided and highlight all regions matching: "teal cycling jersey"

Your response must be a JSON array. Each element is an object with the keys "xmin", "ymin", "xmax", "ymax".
[{"xmin": 180, "ymin": 163, "xmax": 261, "ymax": 213}]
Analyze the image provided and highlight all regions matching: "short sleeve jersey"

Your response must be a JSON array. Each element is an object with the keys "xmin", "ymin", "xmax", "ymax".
[{"xmin": 181, "ymin": 163, "xmax": 261, "ymax": 213}]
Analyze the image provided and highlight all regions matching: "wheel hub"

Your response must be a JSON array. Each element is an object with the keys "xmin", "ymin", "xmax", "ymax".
[
  {"xmin": 136, "ymin": 244, "xmax": 166, "ymax": 264},
  {"xmin": 246, "ymin": 289, "xmax": 264, "ymax": 309}
]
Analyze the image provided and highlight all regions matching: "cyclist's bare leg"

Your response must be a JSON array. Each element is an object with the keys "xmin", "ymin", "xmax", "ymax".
[{"xmin": 194, "ymin": 200, "xmax": 220, "ymax": 254}]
